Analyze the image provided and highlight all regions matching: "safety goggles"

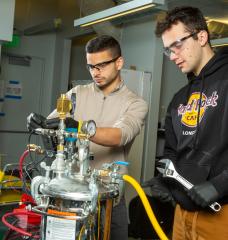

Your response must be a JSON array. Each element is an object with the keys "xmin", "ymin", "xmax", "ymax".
[
  {"xmin": 164, "ymin": 32, "xmax": 198, "ymax": 57},
  {"xmin": 86, "ymin": 56, "xmax": 120, "ymax": 71}
]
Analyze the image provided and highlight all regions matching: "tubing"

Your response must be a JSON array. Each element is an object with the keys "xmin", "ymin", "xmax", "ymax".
[
  {"xmin": 123, "ymin": 174, "xmax": 169, "ymax": 240},
  {"xmin": 19, "ymin": 150, "xmax": 29, "ymax": 180},
  {"xmin": 2, "ymin": 211, "xmax": 41, "ymax": 238}
]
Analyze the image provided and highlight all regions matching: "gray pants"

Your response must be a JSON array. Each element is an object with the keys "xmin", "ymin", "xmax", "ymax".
[{"xmin": 110, "ymin": 197, "xmax": 128, "ymax": 240}]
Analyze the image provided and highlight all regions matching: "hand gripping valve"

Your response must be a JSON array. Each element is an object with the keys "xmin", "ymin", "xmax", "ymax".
[{"xmin": 156, "ymin": 159, "xmax": 221, "ymax": 212}]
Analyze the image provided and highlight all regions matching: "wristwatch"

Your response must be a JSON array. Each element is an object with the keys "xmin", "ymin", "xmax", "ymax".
[{"xmin": 82, "ymin": 120, "xmax": 96, "ymax": 137}]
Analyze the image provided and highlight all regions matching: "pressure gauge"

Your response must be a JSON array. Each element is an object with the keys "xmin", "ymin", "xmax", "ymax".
[{"xmin": 82, "ymin": 120, "xmax": 96, "ymax": 137}]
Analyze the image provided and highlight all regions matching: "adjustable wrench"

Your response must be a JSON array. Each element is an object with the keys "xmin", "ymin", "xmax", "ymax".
[{"xmin": 156, "ymin": 159, "xmax": 221, "ymax": 212}]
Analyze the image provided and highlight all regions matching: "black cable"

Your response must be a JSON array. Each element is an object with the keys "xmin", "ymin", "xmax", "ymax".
[
  {"xmin": 21, "ymin": 133, "xmax": 43, "ymax": 194},
  {"xmin": 25, "ymin": 155, "xmax": 46, "ymax": 175},
  {"xmin": 20, "ymin": 133, "xmax": 35, "ymax": 194}
]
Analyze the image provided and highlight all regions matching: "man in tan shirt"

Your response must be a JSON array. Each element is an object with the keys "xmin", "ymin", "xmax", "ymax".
[{"xmin": 28, "ymin": 35, "xmax": 148, "ymax": 239}]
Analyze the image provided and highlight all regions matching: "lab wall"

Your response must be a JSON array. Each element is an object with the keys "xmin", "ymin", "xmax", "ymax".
[
  {"xmin": 119, "ymin": 18, "xmax": 163, "ymax": 207},
  {"xmin": 2, "ymin": 34, "xmax": 57, "ymax": 116},
  {"xmin": 0, "ymin": 34, "xmax": 57, "ymax": 164},
  {"xmin": 121, "ymin": 18, "xmax": 158, "ymax": 72},
  {"xmin": 69, "ymin": 43, "xmax": 91, "ymax": 84},
  {"xmin": 12, "ymin": 0, "xmax": 81, "ymax": 110},
  {"xmin": 159, "ymin": 57, "xmax": 187, "ymax": 124}
]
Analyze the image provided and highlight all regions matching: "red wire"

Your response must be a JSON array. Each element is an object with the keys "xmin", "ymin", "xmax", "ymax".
[
  {"xmin": 19, "ymin": 150, "xmax": 29, "ymax": 180},
  {"xmin": 2, "ymin": 211, "xmax": 41, "ymax": 238}
]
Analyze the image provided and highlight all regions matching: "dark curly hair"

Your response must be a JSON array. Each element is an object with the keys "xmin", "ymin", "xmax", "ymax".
[{"xmin": 155, "ymin": 6, "xmax": 210, "ymax": 42}]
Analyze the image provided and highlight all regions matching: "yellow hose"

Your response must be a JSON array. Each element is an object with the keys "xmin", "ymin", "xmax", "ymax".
[
  {"xmin": 123, "ymin": 174, "xmax": 169, "ymax": 240},
  {"xmin": 0, "ymin": 171, "xmax": 4, "ymax": 183}
]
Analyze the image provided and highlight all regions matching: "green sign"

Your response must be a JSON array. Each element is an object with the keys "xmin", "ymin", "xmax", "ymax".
[{"xmin": 2, "ymin": 34, "xmax": 20, "ymax": 48}]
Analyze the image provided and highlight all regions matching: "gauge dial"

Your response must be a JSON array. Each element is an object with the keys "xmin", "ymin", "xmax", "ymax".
[
  {"xmin": 87, "ymin": 120, "xmax": 96, "ymax": 137},
  {"xmin": 82, "ymin": 120, "xmax": 96, "ymax": 137}
]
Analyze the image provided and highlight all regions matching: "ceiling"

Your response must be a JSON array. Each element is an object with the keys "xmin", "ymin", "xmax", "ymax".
[
  {"xmin": 167, "ymin": 0, "xmax": 228, "ymax": 23},
  {"xmin": 13, "ymin": 0, "xmax": 228, "ymax": 39}
]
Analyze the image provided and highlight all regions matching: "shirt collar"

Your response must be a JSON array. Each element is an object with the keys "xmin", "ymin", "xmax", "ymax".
[{"xmin": 93, "ymin": 80, "xmax": 124, "ymax": 95}]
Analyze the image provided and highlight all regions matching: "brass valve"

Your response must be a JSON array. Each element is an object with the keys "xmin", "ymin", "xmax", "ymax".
[
  {"xmin": 27, "ymin": 144, "xmax": 44, "ymax": 154},
  {"xmin": 98, "ymin": 169, "xmax": 110, "ymax": 177},
  {"xmin": 57, "ymin": 94, "xmax": 72, "ymax": 120}
]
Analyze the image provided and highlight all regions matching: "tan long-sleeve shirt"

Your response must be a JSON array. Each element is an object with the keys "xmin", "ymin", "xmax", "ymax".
[{"xmin": 48, "ymin": 82, "xmax": 148, "ymax": 173}]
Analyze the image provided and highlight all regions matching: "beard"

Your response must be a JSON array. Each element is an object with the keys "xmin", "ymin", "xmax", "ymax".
[{"xmin": 94, "ymin": 72, "xmax": 119, "ymax": 89}]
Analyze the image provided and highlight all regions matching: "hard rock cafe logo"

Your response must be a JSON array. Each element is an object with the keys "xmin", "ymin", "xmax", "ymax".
[{"xmin": 178, "ymin": 91, "xmax": 218, "ymax": 127}]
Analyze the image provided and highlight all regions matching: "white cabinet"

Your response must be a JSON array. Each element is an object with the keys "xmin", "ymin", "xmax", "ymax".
[{"xmin": 0, "ymin": 0, "xmax": 15, "ymax": 42}]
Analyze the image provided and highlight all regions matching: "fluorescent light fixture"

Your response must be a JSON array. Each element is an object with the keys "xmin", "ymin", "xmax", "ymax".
[
  {"xmin": 211, "ymin": 37, "xmax": 228, "ymax": 48},
  {"xmin": 74, "ymin": 0, "xmax": 165, "ymax": 27},
  {"xmin": 212, "ymin": 43, "xmax": 228, "ymax": 47}
]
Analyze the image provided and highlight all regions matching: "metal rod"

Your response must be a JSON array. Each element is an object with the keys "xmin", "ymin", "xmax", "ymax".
[{"xmin": 103, "ymin": 199, "xmax": 113, "ymax": 240}]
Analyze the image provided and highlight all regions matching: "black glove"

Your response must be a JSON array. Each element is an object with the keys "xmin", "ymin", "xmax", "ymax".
[
  {"xmin": 142, "ymin": 176, "xmax": 176, "ymax": 207},
  {"xmin": 27, "ymin": 112, "xmax": 60, "ymax": 132},
  {"xmin": 188, "ymin": 181, "xmax": 219, "ymax": 208},
  {"xmin": 27, "ymin": 113, "xmax": 46, "ymax": 132},
  {"xmin": 65, "ymin": 118, "xmax": 79, "ymax": 129},
  {"xmin": 27, "ymin": 113, "xmax": 78, "ymax": 132}
]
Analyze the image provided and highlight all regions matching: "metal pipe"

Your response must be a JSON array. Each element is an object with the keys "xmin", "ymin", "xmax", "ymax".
[{"xmin": 103, "ymin": 198, "xmax": 113, "ymax": 240}]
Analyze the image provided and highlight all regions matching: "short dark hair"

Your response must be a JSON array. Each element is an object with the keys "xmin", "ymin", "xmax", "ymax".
[
  {"xmin": 85, "ymin": 35, "xmax": 121, "ymax": 57},
  {"xmin": 155, "ymin": 6, "xmax": 210, "ymax": 41}
]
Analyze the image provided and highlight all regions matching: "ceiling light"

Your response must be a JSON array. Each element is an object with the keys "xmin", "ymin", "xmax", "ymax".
[
  {"xmin": 74, "ymin": 0, "xmax": 165, "ymax": 27},
  {"xmin": 207, "ymin": 20, "xmax": 228, "ymax": 40},
  {"xmin": 212, "ymin": 43, "xmax": 228, "ymax": 47},
  {"xmin": 211, "ymin": 37, "xmax": 228, "ymax": 48}
]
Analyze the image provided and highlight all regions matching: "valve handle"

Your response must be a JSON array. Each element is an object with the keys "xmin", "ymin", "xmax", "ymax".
[{"xmin": 114, "ymin": 161, "xmax": 129, "ymax": 166}]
